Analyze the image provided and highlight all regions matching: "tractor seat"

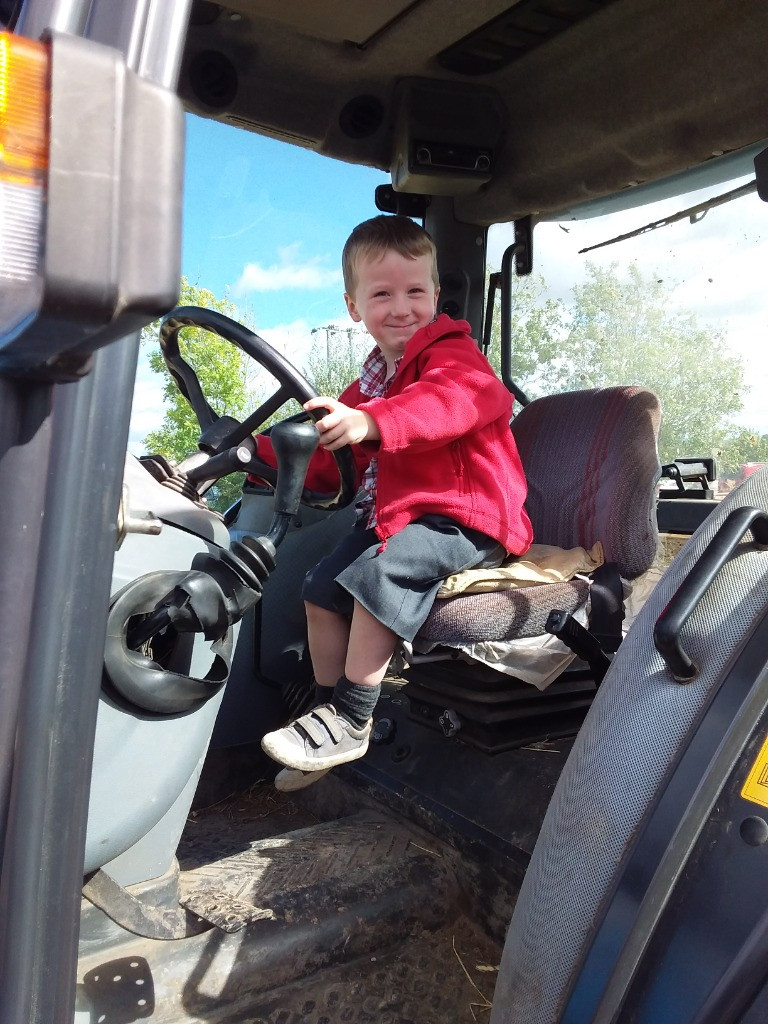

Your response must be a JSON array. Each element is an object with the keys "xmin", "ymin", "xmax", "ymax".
[{"xmin": 403, "ymin": 386, "xmax": 662, "ymax": 752}]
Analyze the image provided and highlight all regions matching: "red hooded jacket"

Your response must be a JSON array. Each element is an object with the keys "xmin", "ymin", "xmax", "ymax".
[{"xmin": 254, "ymin": 314, "xmax": 532, "ymax": 554}]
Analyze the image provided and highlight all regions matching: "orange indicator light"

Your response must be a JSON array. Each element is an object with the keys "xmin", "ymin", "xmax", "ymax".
[{"xmin": 0, "ymin": 32, "xmax": 49, "ymax": 185}]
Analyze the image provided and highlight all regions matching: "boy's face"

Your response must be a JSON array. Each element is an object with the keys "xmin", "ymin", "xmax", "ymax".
[{"xmin": 344, "ymin": 250, "xmax": 440, "ymax": 368}]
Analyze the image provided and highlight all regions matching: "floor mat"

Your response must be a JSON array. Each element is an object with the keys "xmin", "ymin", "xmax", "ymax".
[{"xmin": 228, "ymin": 918, "xmax": 501, "ymax": 1024}]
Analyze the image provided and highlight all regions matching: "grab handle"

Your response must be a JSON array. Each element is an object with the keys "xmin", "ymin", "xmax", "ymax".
[{"xmin": 654, "ymin": 507, "xmax": 768, "ymax": 681}]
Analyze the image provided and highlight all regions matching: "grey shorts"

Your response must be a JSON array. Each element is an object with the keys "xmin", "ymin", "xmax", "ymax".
[{"xmin": 301, "ymin": 514, "xmax": 505, "ymax": 642}]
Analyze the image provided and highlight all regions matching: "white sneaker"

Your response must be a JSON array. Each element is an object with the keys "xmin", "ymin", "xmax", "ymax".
[{"xmin": 261, "ymin": 703, "xmax": 371, "ymax": 771}]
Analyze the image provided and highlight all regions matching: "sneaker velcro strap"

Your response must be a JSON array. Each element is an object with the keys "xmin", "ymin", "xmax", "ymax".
[{"xmin": 295, "ymin": 705, "xmax": 345, "ymax": 747}]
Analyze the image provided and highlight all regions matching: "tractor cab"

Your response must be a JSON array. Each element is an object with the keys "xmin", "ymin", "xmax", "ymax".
[{"xmin": 1, "ymin": 3, "xmax": 768, "ymax": 1022}]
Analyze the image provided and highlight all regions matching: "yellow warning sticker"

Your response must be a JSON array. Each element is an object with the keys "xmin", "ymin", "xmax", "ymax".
[{"xmin": 741, "ymin": 734, "xmax": 768, "ymax": 809}]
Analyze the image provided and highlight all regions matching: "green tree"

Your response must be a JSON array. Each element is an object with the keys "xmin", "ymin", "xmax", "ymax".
[
  {"xmin": 562, "ymin": 263, "xmax": 743, "ymax": 463},
  {"xmin": 142, "ymin": 278, "xmax": 253, "ymax": 512},
  {"xmin": 485, "ymin": 272, "xmax": 566, "ymax": 395},
  {"xmin": 490, "ymin": 262, "xmax": 745, "ymax": 465},
  {"xmin": 717, "ymin": 427, "xmax": 768, "ymax": 476}
]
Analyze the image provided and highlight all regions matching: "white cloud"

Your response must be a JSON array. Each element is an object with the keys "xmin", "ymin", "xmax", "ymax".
[
  {"xmin": 257, "ymin": 319, "xmax": 316, "ymax": 371},
  {"xmin": 128, "ymin": 359, "xmax": 165, "ymax": 455},
  {"xmin": 259, "ymin": 313, "xmax": 359, "ymax": 365},
  {"xmin": 233, "ymin": 243, "xmax": 341, "ymax": 295}
]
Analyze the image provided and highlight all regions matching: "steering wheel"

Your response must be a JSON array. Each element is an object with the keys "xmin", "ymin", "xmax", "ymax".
[{"xmin": 158, "ymin": 306, "xmax": 357, "ymax": 511}]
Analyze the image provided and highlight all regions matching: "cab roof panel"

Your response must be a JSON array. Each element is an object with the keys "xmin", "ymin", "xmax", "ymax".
[{"xmin": 180, "ymin": 0, "xmax": 768, "ymax": 223}]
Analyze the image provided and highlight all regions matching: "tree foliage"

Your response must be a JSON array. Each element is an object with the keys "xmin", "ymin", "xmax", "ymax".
[
  {"xmin": 142, "ymin": 278, "xmax": 255, "ymax": 512},
  {"xmin": 717, "ymin": 427, "xmax": 768, "ymax": 476},
  {"xmin": 489, "ymin": 262, "xmax": 746, "ymax": 466},
  {"xmin": 484, "ymin": 273, "xmax": 566, "ymax": 393}
]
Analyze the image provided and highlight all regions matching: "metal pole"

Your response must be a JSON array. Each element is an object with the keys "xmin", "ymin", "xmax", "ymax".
[
  {"xmin": 0, "ymin": 342, "xmax": 139, "ymax": 1024},
  {"xmin": 0, "ymin": 382, "xmax": 53, "ymax": 885},
  {"xmin": 0, "ymin": 1, "xmax": 191, "ymax": 1021}
]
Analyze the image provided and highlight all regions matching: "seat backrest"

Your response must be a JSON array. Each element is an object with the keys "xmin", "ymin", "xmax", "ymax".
[
  {"xmin": 511, "ymin": 387, "xmax": 661, "ymax": 579},
  {"xmin": 490, "ymin": 466, "xmax": 768, "ymax": 1023}
]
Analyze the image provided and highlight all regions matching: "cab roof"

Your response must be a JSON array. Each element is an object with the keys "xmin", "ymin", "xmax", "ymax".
[{"xmin": 180, "ymin": 0, "xmax": 768, "ymax": 224}]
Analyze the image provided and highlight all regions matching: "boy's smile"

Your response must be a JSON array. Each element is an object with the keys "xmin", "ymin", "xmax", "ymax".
[{"xmin": 344, "ymin": 250, "xmax": 440, "ymax": 373}]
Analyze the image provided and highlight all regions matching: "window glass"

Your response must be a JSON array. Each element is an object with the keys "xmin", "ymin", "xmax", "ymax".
[
  {"xmin": 130, "ymin": 114, "xmax": 388, "ymax": 461},
  {"xmin": 134, "ymin": 113, "xmax": 767, "ymax": 499},
  {"xmin": 489, "ymin": 176, "xmax": 766, "ymax": 490}
]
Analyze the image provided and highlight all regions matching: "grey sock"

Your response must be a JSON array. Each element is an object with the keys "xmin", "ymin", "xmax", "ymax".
[{"xmin": 332, "ymin": 675, "xmax": 380, "ymax": 728}]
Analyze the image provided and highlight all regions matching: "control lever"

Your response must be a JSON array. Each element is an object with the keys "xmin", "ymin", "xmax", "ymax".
[
  {"xmin": 264, "ymin": 419, "xmax": 319, "ymax": 545},
  {"xmin": 184, "ymin": 440, "xmax": 256, "ymax": 483},
  {"xmin": 184, "ymin": 424, "xmax": 320, "ymax": 523},
  {"xmin": 123, "ymin": 420, "xmax": 319, "ymax": 669}
]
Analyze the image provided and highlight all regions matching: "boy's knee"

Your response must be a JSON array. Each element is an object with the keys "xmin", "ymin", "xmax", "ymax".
[{"xmin": 304, "ymin": 600, "xmax": 337, "ymax": 620}]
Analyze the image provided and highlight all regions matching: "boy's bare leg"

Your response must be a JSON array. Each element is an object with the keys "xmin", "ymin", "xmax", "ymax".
[
  {"xmin": 304, "ymin": 601, "xmax": 350, "ymax": 689},
  {"xmin": 305, "ymin": 600, "xmax": 396, "ymax": 689},
  {"xmin": 345, "ymin": 600, "xmax": 397, "ymax": 687}
]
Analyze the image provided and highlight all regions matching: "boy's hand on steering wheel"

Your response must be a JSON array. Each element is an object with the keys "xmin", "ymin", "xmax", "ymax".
[{"xmin": 303, "ymin": 397, "xmax": 380, "ymax": 450}]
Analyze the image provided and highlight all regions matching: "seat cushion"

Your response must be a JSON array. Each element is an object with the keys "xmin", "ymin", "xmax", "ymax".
[{"xmin": 418, "ymin": 577, "xmax": 589, "ymax": 643}]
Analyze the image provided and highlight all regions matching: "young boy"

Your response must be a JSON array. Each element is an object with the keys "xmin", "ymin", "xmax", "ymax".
[{"xmin": 260, "ymin": 215, "xmax": 532, "ymax": 786}]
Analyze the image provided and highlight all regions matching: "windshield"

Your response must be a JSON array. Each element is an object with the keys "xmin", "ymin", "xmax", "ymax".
[
  {"xmin": 132, "ymin": 114, "xmax": 765, "ymax": 502},
  {"xmin": 489, "ymin": 177, "xmax": 765, "ymax": 492}
]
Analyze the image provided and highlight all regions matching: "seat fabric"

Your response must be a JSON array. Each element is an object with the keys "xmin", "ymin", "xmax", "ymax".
[{"xmin": 419, "ymin": 577, "xmax": 589, "ymax": 643}]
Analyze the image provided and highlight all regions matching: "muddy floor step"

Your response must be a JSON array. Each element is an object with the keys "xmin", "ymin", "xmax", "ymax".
[
  {"xmin": 77, "ymin": 811, "xmax": 462, "ymax": 1023},
  {"xmin": 178, "ymin": 810, "xmax": 456, "ymax": 933},
  {"xmin": 224, "ymin": 915, "xmax": 502, "ymax": 1024}
]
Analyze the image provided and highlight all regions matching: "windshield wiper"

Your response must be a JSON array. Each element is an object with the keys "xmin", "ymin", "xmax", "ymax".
[{"xmin": 578, "ymin": 180, "xmax": 758, "ymax": 253}]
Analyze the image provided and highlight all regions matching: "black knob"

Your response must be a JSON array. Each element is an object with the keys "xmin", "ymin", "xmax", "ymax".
[{"xmin": 269, "ymin": 420, "xmax": 319, "ymax": 519}]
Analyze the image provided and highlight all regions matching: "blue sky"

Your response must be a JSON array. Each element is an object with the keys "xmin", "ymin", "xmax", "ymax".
[
  {"xmin": 130, "ymin": 114, "xmax": 389, "ymax": 448},
  {"xmin": 129, "ymin": 113, "xmax": 767, "ymax": 450},
  {"xmin": 182, "ymin": 115, "xmax": 388, "ymax": 329}
]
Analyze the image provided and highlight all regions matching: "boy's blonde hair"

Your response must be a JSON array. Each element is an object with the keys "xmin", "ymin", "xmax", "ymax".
[{"xmin": 342, "ymin": 215, "xmax": 439, "ymax": 296}]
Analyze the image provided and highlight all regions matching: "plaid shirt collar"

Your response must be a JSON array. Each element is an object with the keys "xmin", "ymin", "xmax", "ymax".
[{"xmin": 359, "ymin": 347, "xmax": 401, "ymax": 397}]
